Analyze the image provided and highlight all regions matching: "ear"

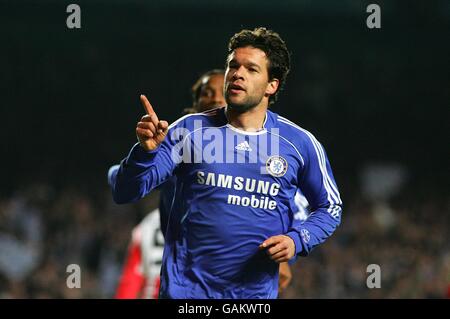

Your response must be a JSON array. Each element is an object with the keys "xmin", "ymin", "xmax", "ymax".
[{"xmin": 265, "ymin": 78, "xmax": 279, "ymax": 96}]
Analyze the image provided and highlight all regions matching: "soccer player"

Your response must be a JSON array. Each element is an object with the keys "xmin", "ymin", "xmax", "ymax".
[
  {"xmin": 111, "ymin": 27, "xmax": 342, "ymax": 298},
  {"xmin": 113, "ymin": 68, "xmax": 296, "ymax": 298}
]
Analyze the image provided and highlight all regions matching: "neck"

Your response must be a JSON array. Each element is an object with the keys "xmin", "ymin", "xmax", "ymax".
[{"xmin": 226, "ymin": 104, "xmax": 268, "ymax": 132}]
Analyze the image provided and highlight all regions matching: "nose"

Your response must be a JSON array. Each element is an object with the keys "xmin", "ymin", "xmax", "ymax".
[
  {"xmin": 212, "ymin": 91, "xmax": 225, "ymax": 105},
  {"xmin": 231, "ymin": 66, "xmax": 245, "ymax": 80}
]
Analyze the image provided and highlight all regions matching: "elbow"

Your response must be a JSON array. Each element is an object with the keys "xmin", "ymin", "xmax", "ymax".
[
  {"xmin": 111, "ymin": 187, "xmax": 139, "ymax": 205},
  {"xmin": 111, "ymin": 188, "xmax": 128, "ymax": 204},
  {"xmin": 110, "ymin": 180, "xmax": 131, "ymax": 204},
  {"xmin": 111, "ymin": 183, "xmax": 144, "ymax": 205},
  {"xmin": 109, "ymin": 167, "xmax": 153, "ymax": 205},
  {"xmin": 112, "ymin": 193, "xmax": 129, "ymax": 205}
]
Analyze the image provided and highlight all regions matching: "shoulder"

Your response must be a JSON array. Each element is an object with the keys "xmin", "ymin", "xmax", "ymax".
[
  {"xmin": 273, "ymin": 113, "xmax": 314, "ymax": 142},
  {"xmin": 168, "ymin": 107, "xmax": 225, "ymax": 132},
  {"xmin": 270, "ymin": 112, "xmax": 323, "ymax": 156}
]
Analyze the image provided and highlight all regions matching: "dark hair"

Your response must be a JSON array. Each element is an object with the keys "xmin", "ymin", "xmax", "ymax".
[
  {"xmin": 191, "ymin": 69, "xmax": 225, "ymax": 109},
  {"xmin": 228, "ymin": 27, "xmax": 291, "ymax": 105}
]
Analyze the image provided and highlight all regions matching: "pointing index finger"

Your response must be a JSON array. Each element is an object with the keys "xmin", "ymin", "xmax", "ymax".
[{"xmin": 140, "ymin": 94, "xmax": 159, "ymax": 122}]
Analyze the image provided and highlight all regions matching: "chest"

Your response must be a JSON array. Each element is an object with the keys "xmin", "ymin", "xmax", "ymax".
[{"xmin": 179, "ymin": 128, "xmax": 301, "ymax": 199}]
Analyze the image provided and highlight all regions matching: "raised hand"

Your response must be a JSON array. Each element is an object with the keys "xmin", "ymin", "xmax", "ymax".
[{"xmin": 136, "ymin": 94, "xmax": 169, "ymax": 151}]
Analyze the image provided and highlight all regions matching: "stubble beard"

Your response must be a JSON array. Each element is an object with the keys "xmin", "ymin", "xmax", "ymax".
[{"xmin": 225, "ymin": 93, "xmax": 263, "ymax": 114}]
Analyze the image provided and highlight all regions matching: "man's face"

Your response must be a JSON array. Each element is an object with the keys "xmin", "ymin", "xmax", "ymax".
[
  {"xmin": 197, "ymin": 73, "xmax": 226, "ymax": 112},
  {"xmin": 224, "ymin": 46, "xmax": 278, "ymax": 113}
]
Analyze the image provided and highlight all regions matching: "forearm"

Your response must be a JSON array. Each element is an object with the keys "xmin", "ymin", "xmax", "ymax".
[
  {"xmin": 112, "ymin": 143, "xmax": 170, "ymax": 204},
  {"xmin": 286, "ymin": 204, "xmax": 342, "ymax": 256}
]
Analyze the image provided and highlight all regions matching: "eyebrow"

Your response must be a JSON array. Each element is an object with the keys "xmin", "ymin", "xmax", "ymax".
[
  {"xmin": 228, "ymin": 59, "xmax": 261, "ymax": 70},
  {"xmin": 247, "ymin": 62, "xmax": 261, "ymax": 70}
]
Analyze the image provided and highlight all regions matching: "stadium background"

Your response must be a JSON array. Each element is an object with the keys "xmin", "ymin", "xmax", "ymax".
[{"xmin": 0, "ymin": 0, "xmax": 448, "ymax": 298}]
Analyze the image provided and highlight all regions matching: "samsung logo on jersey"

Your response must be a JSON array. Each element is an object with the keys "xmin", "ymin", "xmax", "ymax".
[
  {"xmin": 196, "ymin": 171, "xmax": 280, "ymax": 196},
  {"xmin": 196, "ymin": 171, "xmax": 280, "ymax": 210}
]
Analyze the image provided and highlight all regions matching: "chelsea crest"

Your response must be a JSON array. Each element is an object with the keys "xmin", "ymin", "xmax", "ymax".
[{"xmin": 266, "ymin": 155, "xmax": 288, "ymax": 177}]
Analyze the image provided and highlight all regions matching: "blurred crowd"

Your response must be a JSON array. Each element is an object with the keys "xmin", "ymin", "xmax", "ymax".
[
  {"xmin": 0, "ymin": 183, "xmax": 156, "ymax": 298},
  {"xmin": 0, "ymin": 180, "xmax": 448, "ymax": 299},
  {"xmin": 284, "ymin": 184, "xmax": 450, "ymax": 298}
]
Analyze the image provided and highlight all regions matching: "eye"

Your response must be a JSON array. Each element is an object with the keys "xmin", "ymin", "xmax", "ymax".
[
  {"xmin": 249, "ymin": 68, "xmax": 258, "ymax": 73},
  {"xmin": 200, "ymin": 89, "xmax": 213, "ymax": 98}
]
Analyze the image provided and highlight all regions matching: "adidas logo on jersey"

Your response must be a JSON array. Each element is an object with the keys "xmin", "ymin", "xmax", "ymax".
[{"xmin": 235, "ymin": 141, "xmax": 252, "ymax": 152}]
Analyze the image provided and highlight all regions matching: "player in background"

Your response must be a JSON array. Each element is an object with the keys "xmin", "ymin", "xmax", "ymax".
[{"xmin": 112, "ymin": 206, "xmax": 163, "ymax": 299}]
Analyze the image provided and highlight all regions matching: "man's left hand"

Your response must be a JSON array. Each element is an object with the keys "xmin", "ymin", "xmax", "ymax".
[{"xmin": 259, "ymin": 235, "xmax": 296, "ymax": 263}]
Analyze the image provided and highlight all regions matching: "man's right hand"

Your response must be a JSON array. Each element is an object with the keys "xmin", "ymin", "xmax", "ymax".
[{"xmin": 136, "ymin": 94, "xmax": 169, "ymax": 151}]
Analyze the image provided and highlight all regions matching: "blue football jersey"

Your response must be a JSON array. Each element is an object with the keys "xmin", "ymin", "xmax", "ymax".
[{"xmin": 110, "ymin": 107, "xmax": 342, "ymax": 298}]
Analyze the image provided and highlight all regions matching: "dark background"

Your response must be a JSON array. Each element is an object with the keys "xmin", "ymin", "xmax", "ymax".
[{"xmin": 0, "ymin": 0, "xmax": 448, "ymax": 298}]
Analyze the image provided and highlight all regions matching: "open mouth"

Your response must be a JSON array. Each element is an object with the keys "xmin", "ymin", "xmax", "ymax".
[{"xmin": 228, "ymin": 83, "xmax": 246, "ymax": 94}]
